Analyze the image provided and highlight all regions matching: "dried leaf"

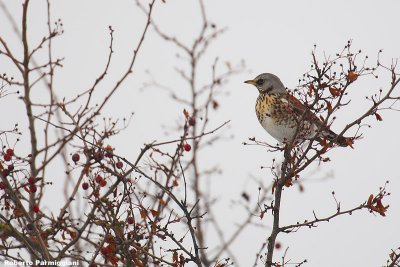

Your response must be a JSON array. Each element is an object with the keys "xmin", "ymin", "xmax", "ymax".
[
  {"xmin": 378, "ymin": 208, "xmax": 386, "ymax": 217},
  {"xmin": 183, "ymin": 109, "xmax": 189, "ymax": 119},
  {"xmin": 319, "ymin": 138, "xmax": 327, "ymax": 147},
  {"xmin": 285, "ymin": 178, "xmax": 293, "ymax": 187},
  {"xmin": 308, "ymin": 84, "xmax": 314, "ymax": 97},
  {"xmin": 140, "ymin": 209, "xmax": 147, "ymax": 219},
  {"xmin": 376, "ymin": 199, "xmax": 387, "ymax": 216},
  {"xmin": 326, "ymin": 101, "xmax": 333, "ymax": 113},
  {"xmin": 329, "ymin": 87, "xmax": 341, "ymax": 97},
  {"xmin": 375, "ymin": 113, "xmax": 383, "ymax": 121},
  {"xmin": 179, "ymin": 254, "xmax": 185, "ymax": 267},
  {"xmin": 68, "ymin": 230, "xmax": 77, "ymax": 239},
  {"xmin": 173, "ymin": 251, "xmax": 179, "ymax": 263},
  {"xmin": 367, "ymin": 194, "xmax": 374, "ymax": 207},
  {"xmin": 272, "ymin": 180, "xmax": 277, "ymax": 194},
  {"xmin": 370, "ymin": 206, "xmax": 379, "ymax": 213},
  {"xmin": 150, "ymin": 209, "xmax": 159, "ymax": 217},
  {"xmin": 212, "ymin": 100, "xmax": 219, "ymax": 109},
  {"xmin": 159, "ymin": 198, "xmax": 166, "ymax": 206},
  {"xmin": 347, "ymin": 71, "xmax": 358, "ymax": 82},
  {"xmin": 13, "ymin": 208, "xmax": 23, "ymax": 218},
  {"xmin": 345, "ymin": 138, "xmax": 354, "ymax": 149}
]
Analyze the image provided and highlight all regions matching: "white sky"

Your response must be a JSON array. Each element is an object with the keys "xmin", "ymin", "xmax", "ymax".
[{"xmin": 1, "ymin": 0, "xmax": 400, "ymax": 266}]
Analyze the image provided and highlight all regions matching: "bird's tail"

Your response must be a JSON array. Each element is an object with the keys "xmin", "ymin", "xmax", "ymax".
[{"xmin": 323, "ymin": 129, "xmax": 354, "ymax": 148}]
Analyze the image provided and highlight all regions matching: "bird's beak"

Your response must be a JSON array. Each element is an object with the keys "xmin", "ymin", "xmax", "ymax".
[{"xmin": 244, "ymin": 80, "xmax": 257, "ymax": 86}]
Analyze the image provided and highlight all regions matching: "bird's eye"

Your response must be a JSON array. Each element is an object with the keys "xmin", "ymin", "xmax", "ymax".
[{"xmin": 256, "ymin": 79, "xmax": 265, "ymax": 85}]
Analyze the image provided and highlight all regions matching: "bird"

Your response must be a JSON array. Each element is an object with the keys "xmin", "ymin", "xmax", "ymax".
[{"xmin": 244, "ymin": 73, "xmax": 353, "ymax": 147}]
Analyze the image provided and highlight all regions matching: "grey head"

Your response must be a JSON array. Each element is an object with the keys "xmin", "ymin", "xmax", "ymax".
[{"xmin": 244, "ymin": 73, "xmax": 287, "ymax": 94}]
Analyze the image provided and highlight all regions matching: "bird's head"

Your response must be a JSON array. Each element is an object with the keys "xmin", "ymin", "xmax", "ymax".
[{"xmin": 244, "ymin": 73, "xmax": 286, "ymax": 94}]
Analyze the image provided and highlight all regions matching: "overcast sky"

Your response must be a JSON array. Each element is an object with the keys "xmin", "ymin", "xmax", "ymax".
[{"xmin": 1, "ymin": 1, "xmax": 400, "ymax": 266}]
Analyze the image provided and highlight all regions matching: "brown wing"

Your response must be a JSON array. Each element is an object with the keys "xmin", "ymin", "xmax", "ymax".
[
  {"xmin": 283, "ymin": 94, "xmax": 354, "ymax": 147},
  {"xmin": 284, "ymin": 94, "xmax": 323, "ymax": 126}
]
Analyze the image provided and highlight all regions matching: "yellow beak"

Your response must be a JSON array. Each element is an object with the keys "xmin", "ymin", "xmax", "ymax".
[{"xmin": 244, "ymin": 80, "xmax": 257, "ymax": 86}]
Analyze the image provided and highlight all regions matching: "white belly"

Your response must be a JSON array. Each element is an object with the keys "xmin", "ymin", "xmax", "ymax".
[
  {"xmin": 260, "ymin": 116, "xmax": 318, "ymax": 144},
  {"xmin": 260, "ymin": 116, "xmax": 296, "ymax": 143}
]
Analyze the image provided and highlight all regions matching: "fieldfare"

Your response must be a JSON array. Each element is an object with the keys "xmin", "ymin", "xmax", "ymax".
[{"xmin": 244, "ymin": 73, "xmax": 352, "ymax": 147}]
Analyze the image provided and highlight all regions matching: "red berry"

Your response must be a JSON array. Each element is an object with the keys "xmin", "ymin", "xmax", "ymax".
[
  {"xmin": 100, "ymin": 246, "xmax": 109, "ymax": 255},
  {"xmin": 6, "ymin": 148, "xmax": 14, "ymax": 156},
  {"xmin": 94, "ymin": 152, "xmax": 104, "ymax": 161},
  {"xmin": 105, "ymin": 151, "xmax": 113, "ymax": 158},
  {"xmin": 7, "ymin": 164, "xmax": 14, "ymax": 171},
  {"xmin": 183, "ymin": 144, "xmax": 191, "ymax": 152},
  {"xmin": 29, "ymin": 184, "xmax": 37, "ymax": 193},
  {"xmin": 95, "ymin": 175, "xmax": 102, "ymax": 184},
  {"xmin": 2, "ymin": 169, "xmax": 9, "ymax": 177},
  {"xmin": 0, "ymin": 182, "xmax": 6, "ymax": 190},
  {"xmin": 3, "ymin": 154, "xmax": 11, "ymax": 161},
  {"xmin": 116, "ymin": 161, "xmax": 123, "ymax": 169},
  {"xmin": 28, "ymin": 177, "xmax": 35, "ymax": 184},
  {"xmin": 82, "ymin": 182, "xmax": 89, "ymax": 190},
  {"xmin": 127, "ymin": 216, "xmax": 134, "ymax": 224},
  {"xmin": 188, "ymin": 117, "xmax": 196, "ymax": 126},
  {"xmin": 33, "ymin": 205, "xmax": 39, "ymax": 213},
  {"xmin": 275, "ymin": 242, "xmax": 282, "ymax": 249},
  {"xmin": 100, "ymin": 180, "xmax": 107, "ymax": 187},
  {"xmin": 72, "ymin": 153, "xmax": 80, "ymax": 163}
]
